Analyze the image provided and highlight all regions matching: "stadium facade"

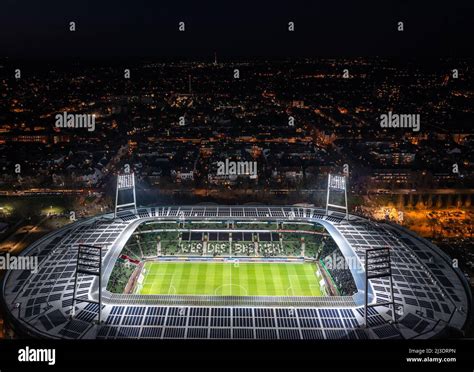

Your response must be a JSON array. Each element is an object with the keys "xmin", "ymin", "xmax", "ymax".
[{"xmin": 1, "ymin": 205, "xmax": 471, "ymax": 340}]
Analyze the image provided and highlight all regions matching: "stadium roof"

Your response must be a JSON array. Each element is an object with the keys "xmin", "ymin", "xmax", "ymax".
[{"xmin": 1, "ymin": 206, "xmax": 471, "ymax": 340}]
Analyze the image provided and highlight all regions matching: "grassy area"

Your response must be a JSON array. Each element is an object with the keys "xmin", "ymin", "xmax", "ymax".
[{"xmin": 137, "ymin": 261, "xmax": 322, "ymax": 296}]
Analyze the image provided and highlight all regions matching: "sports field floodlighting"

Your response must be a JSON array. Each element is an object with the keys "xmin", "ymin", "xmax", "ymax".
[
  {"xmin": 114, "ymin": 173, "xmax": 137, "ymax": 218},
  {"xmin": 364, "ymin": 247, "xmax": 396, "ymax": 327},
  {"xmin": 325, "ymin": 173, "xmax": 349, "ymax": 219},
  {"xmin": 71, "ymin": 244, "xmax": 103, "ymax": 324}
]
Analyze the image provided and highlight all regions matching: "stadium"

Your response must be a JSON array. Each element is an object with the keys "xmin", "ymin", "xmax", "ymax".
[{"xmin": 0, "ymin": 175, "xmax": 471, "ymax": 340}]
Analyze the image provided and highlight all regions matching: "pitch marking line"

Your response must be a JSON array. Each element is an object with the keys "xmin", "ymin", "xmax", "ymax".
[
  {"xmin": 142, "ymin": 273, "xmax": 176, "ymax": 295},
  {"xmin": 214, "ymin": 284, "xmax": 248, "ymax": 296}
]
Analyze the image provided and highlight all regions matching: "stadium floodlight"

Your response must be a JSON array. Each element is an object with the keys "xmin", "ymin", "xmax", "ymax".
[
  {"xmin": 115, "ymin": 173, "xmax": 137, "ymax": 218},
  {"xmin": 325, "ymin": 173, "xmax": 349, "ymax": 219},
  {"xmin": 71, "ymin": 244, "xmax": 103, "ymax": 323},
  {"xmin": 364, "ymin": 247, "xmax": 396, "ymax": 327}
]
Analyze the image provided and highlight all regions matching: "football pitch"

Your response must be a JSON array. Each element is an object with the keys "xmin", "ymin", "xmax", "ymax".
[{"xmin": 137, "ymin": 261, "xmax": 323, "ymax": 296}]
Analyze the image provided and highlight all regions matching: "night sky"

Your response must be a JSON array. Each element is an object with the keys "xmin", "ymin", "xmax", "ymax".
[{"xmin": 0, "ymin": 0, "xmax": 473, "ymax": 58}]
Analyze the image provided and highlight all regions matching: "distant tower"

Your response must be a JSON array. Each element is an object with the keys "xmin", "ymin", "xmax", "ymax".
[
  {"xmin": 188, "ymin": 74, "xmax": 192, "ymax": 94},
  {"xmin": 214, "ymin": 52, "xmax": 217, "ymax": 66}
]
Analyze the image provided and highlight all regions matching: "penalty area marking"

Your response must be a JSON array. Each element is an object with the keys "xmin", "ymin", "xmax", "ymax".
[
  {"xmin": 287, "ymin": 274, "xmax": 320, "ymax": 297},
  {"xmin": 167, "ymin": 282, "xmax": 177, "ymax": 295},
  {"xmin": 214, "ymin": 284, "xmax": 248, "ymax": 296},
  {"xmin": 286, "ymin": 286, "xmax": 295, "ymax": 296},
  {"xmin": 286, "ymin": 275, "xmax": 300, "ymax": 296},
  {"xmin": 309, "ymin": 284, "xmax": 322, "ymax": 296},
  {"xmin": 141, "ymin": 273, "xmax": 176, "ymax": 295}
]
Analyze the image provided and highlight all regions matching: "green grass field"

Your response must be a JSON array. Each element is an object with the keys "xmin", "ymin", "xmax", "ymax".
[{"xmin": 137, "ymin": 261, "xmax": 323, "ymax": 296}]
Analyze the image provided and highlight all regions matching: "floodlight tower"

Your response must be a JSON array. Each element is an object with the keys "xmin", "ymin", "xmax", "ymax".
[
  {"xmin": 71, "ymin": 244, "xmax": 103, "ymax": 323},
  {"xmin": 364, "ymin": 247, "xmax": 396, "ymax": 327},
  {"xmin": 325, "ymin": 173, "xmax": 349, "ymax": 219},
  {"xmin": 114, "ymin": 173, "xmax": 137, "ymax": 218}
]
